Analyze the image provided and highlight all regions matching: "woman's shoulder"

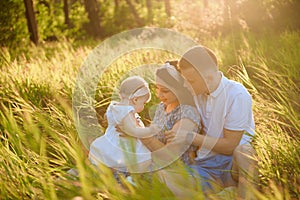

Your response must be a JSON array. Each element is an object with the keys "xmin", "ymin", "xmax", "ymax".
[
  {"xmin": 153, "ymin": 102, "xmax": 166, "ymax": 118},
  {"xmin": 178, "ymin": 104, "xmax": 198, "ymax": 112},
  {"xmin": 157, "ymin": 102, "xmax": 165, "ymax": 109},
  {"xmin": 175, "ymin": 104, "xmax": 200, "ymax": 123}
]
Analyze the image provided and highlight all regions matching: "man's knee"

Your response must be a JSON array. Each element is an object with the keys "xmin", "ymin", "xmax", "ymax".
[{"xmin": 233, "ymin": 144, "xmax": 256, "ymax": 164}]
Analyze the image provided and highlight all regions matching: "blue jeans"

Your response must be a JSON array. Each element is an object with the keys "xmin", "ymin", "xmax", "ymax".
[{"xmin": 188, "ymin": 154, "xmax": 237, "ymax": 192}]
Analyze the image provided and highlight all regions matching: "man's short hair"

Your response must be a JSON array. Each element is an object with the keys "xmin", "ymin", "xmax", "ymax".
[{"xmin": 178, "ymin": 46, "xmax": 218, "ymax": 72}]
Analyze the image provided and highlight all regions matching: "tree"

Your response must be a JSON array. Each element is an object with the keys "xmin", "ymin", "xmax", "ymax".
[
  {"xmin": 164, "ymin": 0, "xmax": 171, "ymax": 17},
  {"xmin": 146, "ymin": 0, "xmax": 153, "ymax": 22},
  {"xmin": 0, "ymin": 0, "xmax": 27, "ymax": 46},
  {"xmin": 63, "ymin": 0, "xmax": 71, "ymax": 28},
  {"xmin": 114, "ymin": 0, "xmax": 119, "ymax": 12},
  {"xmin": 124, "ymin": 0, "xmax": 143, "ymax": 26},
  {"xmin": 84, "ymin": 0, "xmax": 102, "ymax": 38},
  {"xmin": 203, "ymin": 0, "xmax": 208, "ymax": 8},
  {"xmin": 23, "ymin": 0, "xmax": 39, "ymax": 44}
]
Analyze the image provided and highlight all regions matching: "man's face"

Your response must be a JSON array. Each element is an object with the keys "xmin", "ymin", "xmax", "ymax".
[{"xmin": 180, "ymin": 67, "xmax": 208, "ymax": 95}]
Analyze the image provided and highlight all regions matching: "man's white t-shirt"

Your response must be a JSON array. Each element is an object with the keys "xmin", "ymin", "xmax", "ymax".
[{"xmin": 194, "ymin": 73, "xmax": 255, "ymax": 159}]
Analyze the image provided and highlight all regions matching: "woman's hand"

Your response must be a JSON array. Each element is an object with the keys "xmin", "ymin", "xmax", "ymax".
[
  {"xmin": 115, "ymin": 125, "xmax": 123, "ymax": 133},
  {"xmin": 115, "ymin": 125, "xmax": 131, "ymax": 138}
]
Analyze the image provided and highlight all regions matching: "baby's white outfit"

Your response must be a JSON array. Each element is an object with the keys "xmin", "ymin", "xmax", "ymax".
[{"xmin": 89, "ymin": 102, "xmax": 151, "ymax": 171}]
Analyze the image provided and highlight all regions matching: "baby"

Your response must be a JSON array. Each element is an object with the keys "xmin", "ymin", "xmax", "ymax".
[{"xmin": 89, "ymin": 76, "xmax": 159, "ymax": 172}]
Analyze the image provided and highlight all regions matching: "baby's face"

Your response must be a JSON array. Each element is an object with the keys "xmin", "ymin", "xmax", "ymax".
[{"xmin": 133, "ymin": 94, "xmax": 150, "ymax": 113}]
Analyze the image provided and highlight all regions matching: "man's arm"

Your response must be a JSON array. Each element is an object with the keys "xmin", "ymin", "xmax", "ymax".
[
  {"xmin": 165, "ymin": 128, "xmax": 243, "ymax": 155},
  {"xmin": 191, "ymin": 129, "xmax": 243, "ymax": 155},
  {"xmin": 144, "ymin": 118, "xmax": 198, "ymax": 168},
  {"xmin": 141, "ymin": 118, "xmax": 198, "ymax": 152},
  {"xmin": 189, "ymin": 91, "xmax": 253, "ymax": 155}
]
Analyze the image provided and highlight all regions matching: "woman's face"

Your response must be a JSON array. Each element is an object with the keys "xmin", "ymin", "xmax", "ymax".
[{"xmin": 155, "ymin": 84, "xmax": 178, "ymax": 106}]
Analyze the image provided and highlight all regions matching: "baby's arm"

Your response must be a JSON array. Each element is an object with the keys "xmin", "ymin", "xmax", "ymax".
[{"xmin": 119, "ymin": 112, "xmax": 159, "ymax": 138}]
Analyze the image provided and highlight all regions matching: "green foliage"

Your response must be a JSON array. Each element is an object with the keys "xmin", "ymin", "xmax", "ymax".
[
  {"xmin": 229, "ymin": 0, "xmax": 300, "ymax": 32},
  {"xmin": 67, "ymin": 0, "xmax": 89, "ymax": 39},
  {"xmin": 1, "ymin": 0, "xmax": 173, "ymax": 46},
  {"xmin": 97, "ymin": 0, "xmax": 170, "ymax": 37},
  {"xmin": 35, "ymin": 0, "xmax": 62, "ymax": 41},
  {"xmin": 1, "ymin": 0, "xmax": 300, "ymax": 47},
  {"xmin": 0, "ymin": 0, "xmax": 28, "ymax": 46}
]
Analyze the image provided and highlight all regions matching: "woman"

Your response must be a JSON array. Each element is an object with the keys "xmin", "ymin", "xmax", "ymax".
[
  {"xmin": 139, "ymin": 62, "xmax": 202, "ymax": 197},
  {"xmin": 146, "ymin": 62, "xmax": 200, "ymax": 165}
]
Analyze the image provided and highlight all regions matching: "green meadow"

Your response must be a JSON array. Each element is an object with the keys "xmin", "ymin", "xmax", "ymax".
[
  {"xmin": 1, "ymin": 0, "xmax": 300, "ymax": 199},
  {"xmin": 1, "ymin": 30, "xmax": 299, "ymax": 199}
]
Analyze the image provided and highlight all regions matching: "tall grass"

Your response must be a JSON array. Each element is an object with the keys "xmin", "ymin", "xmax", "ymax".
[
  {"xmin": 0, "ymin": 31, "xmax": 299, "ymax": 199},
  {"xmin": 208, "ymin": 31, "xmax": 300, "ymax": 198}
]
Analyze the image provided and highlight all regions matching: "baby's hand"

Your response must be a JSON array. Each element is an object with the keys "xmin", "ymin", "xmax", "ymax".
[{"xmin": 149, "ymin": 124, "xmax": 161, "ymax": 135}]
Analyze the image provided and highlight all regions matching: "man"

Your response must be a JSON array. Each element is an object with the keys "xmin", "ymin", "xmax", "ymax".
[{"xmin": 165, "ymin": 46, "xmax": 257, "ymax": 199}]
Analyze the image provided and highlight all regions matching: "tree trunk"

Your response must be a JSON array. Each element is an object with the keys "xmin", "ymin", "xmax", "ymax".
[
  {"xmin": 146, "ymin": 0, "xmax": 153, "ymax": 22},
  {"xmin": 164, "ymin": 0, "xmax": 171, "ymax": 17},
  {"xmin": 23, "ymin": 0, "xmax": 39, "ymax": 44},
  {"xmin": 63, "ymin": 0, "xmax": 71, "ymax": 27},
  {"xmin": 203, "ymin": 0, "xmax": 208, "ymax": 8},
  {"xmin": 84, "ymin": 0, "xmax": 102, "ymax": 38},
  {"xmin": 114, "ymin": 0, "xmax": 119, "ymax": 12},
  {"xmin": 124, "ymin": 0, "xmax": 143, "ymax": 26}
]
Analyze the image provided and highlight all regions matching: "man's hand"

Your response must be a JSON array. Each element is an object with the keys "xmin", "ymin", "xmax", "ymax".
[
  {"xmin": 164, "ymin": 130, "xmax": 176, "ymax": 143},
  {"xmin": 164, "ymin": 130, "xmax": 196, "ymax": 144}
]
